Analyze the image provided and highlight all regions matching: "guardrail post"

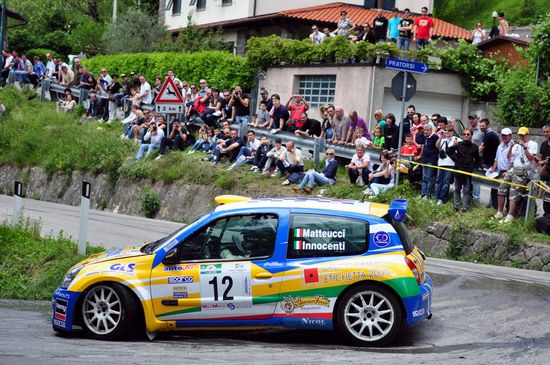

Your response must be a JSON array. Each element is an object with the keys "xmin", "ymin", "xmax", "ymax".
[
  {"xmin": 313, "ymin": 137, "xmax": 321, "ymax": 169},
  {"xmin": 238, "ymin": 122, "xmax": 247, "ymax": 138},
  {"xmin": 79, "ymin": 89, "xmax": 89, "ymax": 105},
  {"xmin": 12, "ymin": 181, "xmax": 24, "ymax": 226},
  {"xmin": 525, "ymin": 181, "xmax": 536, "ymax": 223},
  {"xmin": 40, "ymin": 79, "xmax": 49, "ymax": 103},
  {"xmin": 78, "ymin": 181, "xmax": 91, "ymax": 256}
]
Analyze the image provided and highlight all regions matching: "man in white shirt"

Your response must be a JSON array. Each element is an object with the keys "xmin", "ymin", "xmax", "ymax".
[
  {"xmin": 98, "ymin": 68, "xmax": 112, "ymax": 121},
  {"xmin": 45, "ymin": 54, "xmax": 56, "ymax": 79},
  {"xmin": 275, "ymin": 141, "xmax": 304, "ymax": 185},
  {"xmin": 138, "ymin": 76, "xmax": 153, "ymax": 104},
  {"xmin": 495, "ymin": 127, "xmax": 538, "ymax": 222},
  {"xmin": 309, "ymin": 25, "xmax": 326, "ymax": 44}
]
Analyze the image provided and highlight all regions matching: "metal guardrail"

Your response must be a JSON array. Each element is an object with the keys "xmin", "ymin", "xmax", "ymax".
[{"xmin": 40, "ymin": 79, "xmax": 516, "ymax": 191}]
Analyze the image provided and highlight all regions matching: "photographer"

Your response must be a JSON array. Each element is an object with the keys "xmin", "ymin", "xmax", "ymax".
[
  {"xmin": 229, "ymin": 86, "xmax": 250, "ymax": 125},
  {"xmin": 494, "ymin": 127, "xmax": 538, "ymax": 222},
  {"xmin": 447, "ymin": 127, "xmax": 481, "ymax": 212},
  {"xmin": 434, "ymin": 125, "xmax": 461, "ymax": 205},
  {"xmin": 135, "ymin": 121, "xmax": 165, "ymax": 160},
  {"xmin": 363, "ymin": 151, "xmax": 396, "ymax": 197},
  {"xmin": 156, "ymin": 119, "xmax": 191, "ymax": 159}
]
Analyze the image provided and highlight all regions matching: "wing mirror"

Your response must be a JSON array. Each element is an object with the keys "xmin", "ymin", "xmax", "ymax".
[{"xmin": 162, "ymin": 249, "xmax": 179, "ymax": 265}]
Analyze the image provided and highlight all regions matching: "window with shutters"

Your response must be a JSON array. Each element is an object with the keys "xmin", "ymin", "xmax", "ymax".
[{"xmin": 298, "ymin": 75, "xmax": 336, "ymax": 109}]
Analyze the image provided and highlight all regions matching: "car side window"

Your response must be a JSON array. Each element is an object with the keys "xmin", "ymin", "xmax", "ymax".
[
  {"xmin": 288, "ymin": 214, "xmax": 369, "ymax": 259},
  {"xmin": 180, "ymin": 214, "xmax": 278, "ymax": 261}
]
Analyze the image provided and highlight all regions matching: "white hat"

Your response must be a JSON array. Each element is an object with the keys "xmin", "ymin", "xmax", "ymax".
[{"xmin": 500, "ymin": 128, "xmax": 512, "ymax": 135}]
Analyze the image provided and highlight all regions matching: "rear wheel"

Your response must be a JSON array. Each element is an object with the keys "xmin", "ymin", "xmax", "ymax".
[
  {"xmin": 336, "ymin": 285, "xmax": 402, "ymax": 346},
  {"xmin": 81, "ymin": 283, "xmax": 138, "ymax": 340}
]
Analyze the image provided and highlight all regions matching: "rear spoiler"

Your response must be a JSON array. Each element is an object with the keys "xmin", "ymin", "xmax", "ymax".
[{"xmin": 388, "ymin": 199, "xmax": 408, "ymax": 223}]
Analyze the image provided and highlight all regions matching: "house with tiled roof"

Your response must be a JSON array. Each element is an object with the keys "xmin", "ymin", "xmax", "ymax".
[{"xmin": 161, "ymin": 1, "xmax": 470, "ymax": 54}]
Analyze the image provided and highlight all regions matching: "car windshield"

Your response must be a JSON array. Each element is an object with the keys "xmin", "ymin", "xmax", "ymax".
[{"xmin": 140, "ymin": 226, "xmax": 183, "ymax": 254}]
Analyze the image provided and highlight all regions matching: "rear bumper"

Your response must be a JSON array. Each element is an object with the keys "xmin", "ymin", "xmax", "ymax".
[
  {"xmin": 52, "ymin": 288, "xmax": 81, "ymax": 332},
  {"xmin": 403, "ymin": 274, "xmax": 433, "ymax": 326}
]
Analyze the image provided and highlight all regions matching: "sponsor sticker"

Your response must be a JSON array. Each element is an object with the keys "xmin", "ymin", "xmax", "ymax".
[
  {"xmin": 280, "ymin": 295, "xmax": 330, "ymax": 315},
  {"xmin": 301, "ymin": 318, "xmax": 327, "ymax": 327},
  {"xmin": 201, "ymin": 303, "xmax": 225, "ymax": 310},
  {"xmin": 54, "ymin": 299, "xmax": 68, "ymax": 321},
  {"xmin": 164, "ymin": 264, "xmax": 195, "ymax": 272},
  {"xmin": 173, "ymin": 286, "xmax": 188, "ymax": 299},
  {"xmin": 303, "ymin": 268, "xmax": 320, "ymax": 284},
  {"xmin": 168, "ymin": 276, "xmax": 194, "ymax": 284},
  {"xmin": 293, "ymin": 227, "xmax": 346, "ymax": 251},
  {"xmin": 373, "ymin": 232, "xmax": 391, "ymax": 248},
  {"xmin": 53, "ymin": 318, "xmax": 66, "ymax": 328},
  {"xmin": 227, "ymin": 303, "xmax": 236, "ymax": 310},
  {"xmin": 109, "ymin": 263, "xmax": 135, "ymax": 274},
  {"xmin": 412, "ymin": 308, "xmax": 425, "ymax": 317},
  {"xmin": 200, "ymin": 264, "xmax": 222, "ymax": 274}
]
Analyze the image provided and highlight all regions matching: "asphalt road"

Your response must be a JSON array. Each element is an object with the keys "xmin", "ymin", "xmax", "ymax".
[
  {"xmin": 0, "ymin": 195, "xmax": 182, "ymax": 249},
  {"xmin": 1, "ymin": 195, "xmax": 550, "ymax": 364}
]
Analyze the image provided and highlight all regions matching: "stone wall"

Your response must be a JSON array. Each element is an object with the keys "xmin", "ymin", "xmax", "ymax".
[{"xmin": 413, "ymin": 222, "xmax": 550, "ymax": 271}]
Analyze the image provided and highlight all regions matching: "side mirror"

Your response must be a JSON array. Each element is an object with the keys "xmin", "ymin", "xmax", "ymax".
[{"xmin": 162, "ymin": 249, "xmax": 179, "ymax": 265}]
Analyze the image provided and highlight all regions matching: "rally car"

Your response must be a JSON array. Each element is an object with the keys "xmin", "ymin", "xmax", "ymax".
[{"xmin": 52, "ymin": 196, "xmax": 432, "ymax": 346}]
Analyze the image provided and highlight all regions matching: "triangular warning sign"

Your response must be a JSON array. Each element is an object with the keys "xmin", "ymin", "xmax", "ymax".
[{"xmin": 155, "ymin": 78, "xmax": 185, "ymax": 104}]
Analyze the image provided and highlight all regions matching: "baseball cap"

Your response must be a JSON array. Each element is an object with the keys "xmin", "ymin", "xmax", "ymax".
[
  {"xmin": 518, "ymin": 127, "xmax": 529, "ymax": 135},
  {"xmin": 500, "ymin": 128, "xmax": 512, "ymax": 135},
  {"xmin": 120, "ymin": 74, "xmax": 127, "ymax": 78}
]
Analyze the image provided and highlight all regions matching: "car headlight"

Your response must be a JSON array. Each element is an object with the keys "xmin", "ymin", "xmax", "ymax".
[{"xmin": 60, "ymin": 266, "xmax": 83, "ymax": 289}]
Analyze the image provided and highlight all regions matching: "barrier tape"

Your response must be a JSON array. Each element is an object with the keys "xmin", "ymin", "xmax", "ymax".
[{"xmin": 398, "ymin": 159, "xmax": 530, "ymax": 189}]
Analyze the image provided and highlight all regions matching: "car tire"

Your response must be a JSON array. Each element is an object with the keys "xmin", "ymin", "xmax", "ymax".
[
  {"xmin": 80, "ymin": 283, "xmax": 139, "ymax": 340},
  {"xmin": 336, "ymin": 284, "xmax": 402, "ymax": 347}
]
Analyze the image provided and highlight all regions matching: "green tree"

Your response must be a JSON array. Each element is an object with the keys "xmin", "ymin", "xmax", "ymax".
[
  {"xmin": 101, "ymin": 8, "xmax": 167, "ymax": 54},
  {"xmin": 175, "ymin": 15, "xmax": 231, "ymax": 53}
]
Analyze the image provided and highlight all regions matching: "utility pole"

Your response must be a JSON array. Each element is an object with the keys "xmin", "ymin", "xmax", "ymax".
[
  {"xmin": 113, "ymin": 0, "xmax": 117, "ymax": 24},
  {"xmin": 0, "ymin": 0, "xmax": 7, "ymax": 53}
]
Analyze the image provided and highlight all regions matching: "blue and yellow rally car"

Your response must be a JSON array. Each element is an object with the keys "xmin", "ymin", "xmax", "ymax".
[{"xmin": 52, "ymin": 196, "xmax": 432, "ymax": 346}]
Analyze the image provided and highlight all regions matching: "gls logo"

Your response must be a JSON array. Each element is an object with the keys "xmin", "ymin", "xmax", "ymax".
[{"xmin": 109, "ymin": 263, "xmax": 135, "ymax": 273}]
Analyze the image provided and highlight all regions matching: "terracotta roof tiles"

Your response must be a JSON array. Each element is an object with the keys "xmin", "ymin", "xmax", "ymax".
[{"xmin": 281, "ymin": 2, "xmax": 471, "ymax": 40}]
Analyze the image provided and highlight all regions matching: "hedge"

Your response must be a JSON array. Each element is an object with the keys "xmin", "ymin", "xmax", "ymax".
[{"xmin": 82, "ymin": 51, "xmax": 255, "ymax": 89}]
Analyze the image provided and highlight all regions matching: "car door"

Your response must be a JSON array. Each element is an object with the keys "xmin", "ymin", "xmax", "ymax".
[{"xmin": 151, "ymin": 210, "xmax": 288, "ymax": 324}]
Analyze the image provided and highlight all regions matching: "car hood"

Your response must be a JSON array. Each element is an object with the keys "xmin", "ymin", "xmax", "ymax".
[{"xmin": 79, "ymin": 245, "xmax": 148, "ymax": 266}]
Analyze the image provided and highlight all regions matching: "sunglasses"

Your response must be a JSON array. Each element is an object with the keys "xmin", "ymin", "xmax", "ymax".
[
  {"xmin": 327, "ymin": 153, "xmax": 334, "ymax": 155},
  {"xmin": 200, "ymin": 82, "xmax": 206, "ymax": 84},
  {"xmin": 191, "ymin": 86, "xmax": 196, "ymax": 89},
  {"xmin": 463, "ymin": 133, "xmax": 471, "ymax": 136}
]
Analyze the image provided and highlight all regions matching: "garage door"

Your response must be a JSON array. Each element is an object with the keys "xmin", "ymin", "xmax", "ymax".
[{"xmin": 382, "ymin": 89, "xmax": 464, "ymax": 122}]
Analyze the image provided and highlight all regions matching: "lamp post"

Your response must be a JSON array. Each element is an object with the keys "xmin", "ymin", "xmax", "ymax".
[
  {"xmin": 492, "ymin": 11, "xmax": 498, "ymax": 27},
  {"xmin": 0, "ymin": 0, "xmax": 7, "ymax": 53},
  {"xmin": 490, "ymin": 11, "xmax": 499, "ymax": 38}
]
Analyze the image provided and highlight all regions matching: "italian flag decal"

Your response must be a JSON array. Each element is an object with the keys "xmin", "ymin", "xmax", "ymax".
[
  {"xmin": 294, "ymin": 228, "xmax": 303, "ymax": 237},
  {"xmin": 294, "ymin": 240, "xmax": 304, "ymax": 250}
]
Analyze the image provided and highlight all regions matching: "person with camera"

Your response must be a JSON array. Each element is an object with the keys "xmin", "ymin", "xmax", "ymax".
[
  {"xmin": 447, "ymin": 127, "xmax": 481, "ymax": 212},
  {"xmin": 363, "ymin": 151, "xmax": 396, "ymax": 197},
  {"xmin": 229, "ymin": 85, "xmax": 250, "ymax": 125},
  {"xmin": 156, "ymin": 119, "xmax": 191, "ymax": 159},
  {"xmin": 135, "ymin": 121, "xmax": 165, "ymax": 160},
  {"xmin": 418, "ymin": 124, "xmax": 439, "ymax": 199},
  {"xmin": 434, "ymin": 125, "xmax": 461, "ymax": 205},
  {"xmin": 494, "ymin": 127, "xmax": 538, "ymax": 222}
]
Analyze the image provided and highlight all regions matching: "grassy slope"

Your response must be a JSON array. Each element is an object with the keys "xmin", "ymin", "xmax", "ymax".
[
  {"xmin": 435, "ymin": 0, "xmax": 547, "ymax": 29},
  {"xmin": 0, "ymin": 220, "xmax": 103, "ymax": 300}
]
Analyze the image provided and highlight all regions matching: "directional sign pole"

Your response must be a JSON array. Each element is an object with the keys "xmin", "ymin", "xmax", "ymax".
[
  {"xmin": 395, "ymin": 71, "xmax": 408, "ymax": 185},
  {"xmin": 78, "ymin": 181, "xmax": 91, "ymax": 256},
  {"xmin": 12, "ymin": 181, "xmax": 24, "ymax": 226}
]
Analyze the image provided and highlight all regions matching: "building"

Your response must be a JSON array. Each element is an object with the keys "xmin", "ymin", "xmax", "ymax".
[
  {"xmin": 476, "ymin": 35, "xmax": 532, "ymax": 67},
  {"xmin": 161, "ymin": 1, "xmax": 466, "ymax": 54},
  {"xmin": 259, "ymin": 63, "xmax": 467, "ymax": 133}
]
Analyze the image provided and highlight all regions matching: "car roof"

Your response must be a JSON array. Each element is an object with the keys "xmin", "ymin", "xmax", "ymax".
[{"xmin": 214, "ymin": 197, "xmax": 390, "ymax": 218}]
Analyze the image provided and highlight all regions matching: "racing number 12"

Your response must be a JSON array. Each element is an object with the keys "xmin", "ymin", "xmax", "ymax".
[{"xmin": 208, "ymin": 276, "xmax": 234, "ymax": 301}]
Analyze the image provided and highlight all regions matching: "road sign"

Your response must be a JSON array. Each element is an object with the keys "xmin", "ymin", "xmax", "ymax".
[
  {"xmin": 385, "ymin": 58, "xmax": 429, "ymax": 74},
  {"xmin": 391, "ymin": 72, "xmax": 417, "ymax": 102},
  {"xmin": 155, "ymin": 104, "xmax": 184, "ymax": 114},
  {"xmin": 155, "ymin": 77, "xmax": 185, "ymax": 104}
]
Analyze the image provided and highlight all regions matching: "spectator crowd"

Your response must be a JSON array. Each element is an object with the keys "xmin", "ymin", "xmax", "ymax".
[{"xmin": 2, "ymin": 5, "xmax": 546, "ymax": 224}]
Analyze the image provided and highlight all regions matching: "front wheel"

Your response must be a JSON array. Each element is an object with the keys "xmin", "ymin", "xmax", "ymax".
[
  {"xmin": 80, "ymin": 283, "xmax": 138, "ymax": 340},
  {"xmin": 336, "ymin": 285, "xmax": 402, "ymax": 346}
]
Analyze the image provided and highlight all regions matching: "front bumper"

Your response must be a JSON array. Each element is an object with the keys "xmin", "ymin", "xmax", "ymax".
[
  {"xmin": 403, "ymin": 274, "xmax": 433, "ymax": 326},
  {"xmin": 51, "ymin": 288, "xmax": 81, "ymax": 332}
]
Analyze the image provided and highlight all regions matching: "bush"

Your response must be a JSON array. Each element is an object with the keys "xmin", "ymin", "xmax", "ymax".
[
  {"xmin": 82, "ymin": 51, "xmax": 255, "ymax": 89},
  {"xmin": 140, "ymin": 186, "xmax": 160, "ymax": 218}
]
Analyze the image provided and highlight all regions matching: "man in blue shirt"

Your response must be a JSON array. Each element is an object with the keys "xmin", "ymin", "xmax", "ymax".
[
  {"xmin": 387, "ymin": 8, "xmax": 402, "ymax": 43},
  {"xmin": 28, "ymin": 56, "xmax": 46, "ymax": 89},
  {"xmin": 293, "ymin": 148, "xmax": 338, "ymax": 194}
]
